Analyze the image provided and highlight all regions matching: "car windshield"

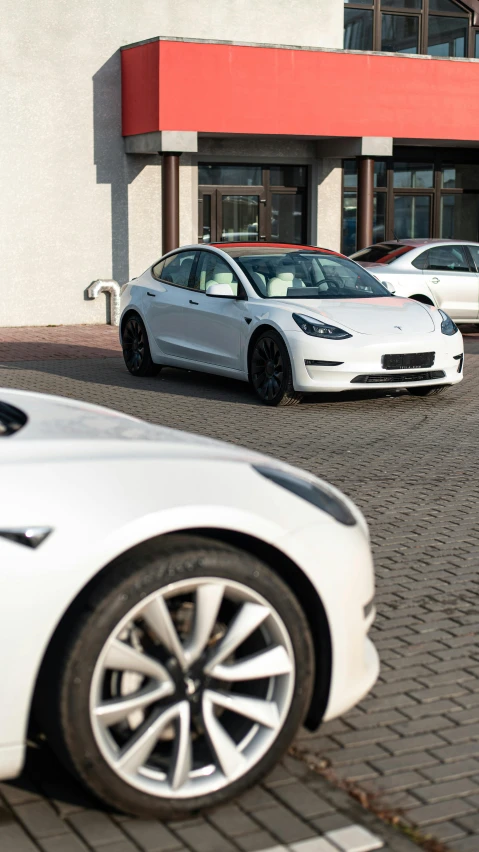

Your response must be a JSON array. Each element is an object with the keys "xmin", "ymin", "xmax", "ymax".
[
  {"xmin": 222, "ymin": 247, "xmax": 389, "ymax": 299},
  {"xmin": 350, "ymin": 244, "xmax": 413, "ymax": 265}
]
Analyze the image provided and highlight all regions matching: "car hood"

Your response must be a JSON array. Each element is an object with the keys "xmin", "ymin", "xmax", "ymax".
[{"xmin": 287, "ymin": 297, "xmax": 435, "ymax": 335}]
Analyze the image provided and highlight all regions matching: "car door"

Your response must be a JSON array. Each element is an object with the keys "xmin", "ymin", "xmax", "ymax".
[
  {"xmin": 178, "ymin": 250, "xmax": 248, "ymax": 370},
  {"xmin": 143, "ymin": 250, "xmax": 199, "ymax": 358},
  {"xmin": 422, "ymin": 244, "xmax": 479, "ymax": 320}
]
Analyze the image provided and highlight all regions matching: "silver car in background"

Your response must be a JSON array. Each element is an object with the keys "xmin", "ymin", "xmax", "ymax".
[{"xmin": 351, "ymin": 239, "xmax": 479, "ymax": 326}]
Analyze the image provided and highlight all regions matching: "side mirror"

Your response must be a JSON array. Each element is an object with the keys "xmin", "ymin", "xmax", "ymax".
[
  {"xmin": 206, "ymin": 283, "xmax": 236, "ymax": 298},
  {"xmin": 382, "ymin": 281, "xmax": 396, "ymax": 295}
]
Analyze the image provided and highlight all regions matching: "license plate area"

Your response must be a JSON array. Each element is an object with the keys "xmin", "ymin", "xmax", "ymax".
[{"xmin": 382, "ymin": 352, "xmax": 435, "ymax": 370}]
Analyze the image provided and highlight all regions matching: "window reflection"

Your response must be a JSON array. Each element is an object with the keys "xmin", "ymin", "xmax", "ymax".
[
  {"xmin": 394, "ymin": 196, "xmax": 431, "ymax": 239},
  {"xmin": 393, "ymin": 163, "xmax": 434, "ymax": 188},
  {"xmin": 441, "ymin": 195, "xmax": 479, "ymax": 241},
  {"xmin": 428, "ymin": 16, "xmax": 466, "ymax": 56},
  {"xmin": 199, "ymin": 165, "xmax": 262, "ymax": 186},
  {"xmin": 344, "ymin": 8, "xmax": 374, "ymax": 50},
  {"xmin": 382, "ymin": 14, "xmax": 419, "ymax": 53}
]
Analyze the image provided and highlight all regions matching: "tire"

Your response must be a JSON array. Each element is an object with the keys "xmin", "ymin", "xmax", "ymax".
[
  {"xmin": 39, "ymin": 536, "xmax": 314, "ymax": 818},
  {"xmin": 250, "ymin": 330, "xmax": 302, "ymax": 406},
  {"xmin": 407, "ymin": 385, "xmax": 451, "ymax": 397},
  {"xmin": 122, "ymin": 314, "xmax": 161, "ymax": 377}
]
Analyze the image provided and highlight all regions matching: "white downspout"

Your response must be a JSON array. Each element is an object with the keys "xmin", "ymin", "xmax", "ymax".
[{"xmin": 87, "ymin": 280, "xmax": 121, "ymax": 326}]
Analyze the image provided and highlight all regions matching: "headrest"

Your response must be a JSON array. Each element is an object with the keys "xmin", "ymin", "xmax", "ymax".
[
  {"xmin": 213, "ymin": 272, "xmax": 233, "ymax": 284},
  {"xmin": 267, "ymin": 278, "xmax": 289, "ymax": 297},
  {"xmin": 276, "ymin": 272, "xmax": 294, "ymax": 281}
]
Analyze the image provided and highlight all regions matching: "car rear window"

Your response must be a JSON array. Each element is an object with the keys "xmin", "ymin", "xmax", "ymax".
[
  {"xmin": 350, "ymin": 244, "xmax": 413, "ymax": 264},
  {"xmin": 0, "ymin": 401, "xmax": 27, "ymax": 436}
]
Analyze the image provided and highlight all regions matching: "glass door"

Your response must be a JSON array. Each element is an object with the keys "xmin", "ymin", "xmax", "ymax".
[
  {"xmin": 217, "ymin": 189, "xmax": 265, "ymax": 242},
  {"xmin": 393, "ymin": 194, "xmax": 432, "ymax": 239}
]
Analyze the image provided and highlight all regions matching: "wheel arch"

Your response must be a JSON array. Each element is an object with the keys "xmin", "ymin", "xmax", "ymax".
[
  {"xmin": 31, "ymin": 528, "xmax": 331, "ymax": 735},
  {"xmin": 120, "ymin": 307, "xmax": 142, "ymax": 341},
  {"xmin": 246, "ymin": 324, "xmax": 293, "ymax": 379}
]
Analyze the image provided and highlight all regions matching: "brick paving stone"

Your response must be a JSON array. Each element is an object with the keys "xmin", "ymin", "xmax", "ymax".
[
  {"xmin": 120, "ymin": 818, "xmax": 183, "ymax": 850},
  {"xmin": 405, "ymin": 798, "xmax": 476, "ymax": 826},
  {"xmin": 453, "ymin": 835, "xmax": 479, "ymax": 851},
  {"xmin": 14, "ymin": 802, "xmax": 69, "ymax": 839},
  {"xmin": 423, "ymin": 821, "xmax": 466, "ymax": 844},
  {"xmin": 420, "ymin": 759, "xmax": 479, "ymax": 782},
  {"xmin": 326, "ymin": 825, "xmax": 384, "ymax": 851},
  {"xmin": 208, "ymin": 805, "xmax": 259, "ymax": 837},
  {"xmin": 67, "ymin": 811, "xmax": 129, "ymax": 847},
  {"xmin": 272, "ymin": 783, "xmax": 335, "ymax": 820},
  {"xmin": 253, "ymin": 805, "xmax": 316, "ymax": 844},
  {"xmin": 414, "ymin": 777, "xmax": 479, "ymax": 803},
  {"xmin": 38, "ymin": 836, "xmax": 89, "ymax": 852},
  {"xmin": 0, "ymin": 823, "xmax": 39, "ymax": 851},
  {"xmin": 234, "ymin": 829, "xmax": 283, "ymax": 851},
  {"xmin": 173, "ymin": 822, "xmax": 236, "ymax": 852}
]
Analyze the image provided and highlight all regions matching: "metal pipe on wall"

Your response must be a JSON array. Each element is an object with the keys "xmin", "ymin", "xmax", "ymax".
[
  {"xmin": 357, "ymin": 157, "xmax": 374, "ymax": 251},
  {"xmin": 162, "ymin": 153, "xmax": 180, "ymax": 253}
]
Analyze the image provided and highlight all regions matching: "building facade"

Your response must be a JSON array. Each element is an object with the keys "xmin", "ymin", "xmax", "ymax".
[{"xmin": 1, "ymin": 0, "xmax": 479, "ymax": 326}]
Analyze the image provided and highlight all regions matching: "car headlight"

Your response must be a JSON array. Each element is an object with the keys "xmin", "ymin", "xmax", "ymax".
[
  {"xmin": 293, "ymin": 313, "xmax": 352, "ymax": 340},
  {"xmin": 253, "ymin": 465, "xmax": 356, "ymax": 526},
  {"xmin": 439, "ymin": 310, "xmax": 458, "ymax": 336}
]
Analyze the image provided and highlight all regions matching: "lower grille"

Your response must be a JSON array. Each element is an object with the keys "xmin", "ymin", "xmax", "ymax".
[{"xmin": 351, "ymin": 370, "xmax": 446, "ymax": 384}]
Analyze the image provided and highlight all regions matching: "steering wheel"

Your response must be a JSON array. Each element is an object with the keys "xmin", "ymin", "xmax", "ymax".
[{"xmin": 319, "ymin": 278, "xmax": 342, "ymax": 291}]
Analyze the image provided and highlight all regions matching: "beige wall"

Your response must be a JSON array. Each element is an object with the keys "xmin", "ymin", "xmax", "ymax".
[
  {"xmin": 0, "ymin": 1, "xmax": 344, "ymax": 326},
  {"xmin": 316, "ymin": 160, "xmax": 343, "ymax": 252}
]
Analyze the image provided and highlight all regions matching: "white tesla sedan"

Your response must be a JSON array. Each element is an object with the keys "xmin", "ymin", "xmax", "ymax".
[
  {"xmin": 351, "ymin": 239, "xmax": 479, "ymax": 326},
  {"xmin": 0, "ymin": 389, "xmax": 378, "ymax": 818},
  {"xmin": 120, "ymin": 243, "xmax": 464, "ymax": 406}
]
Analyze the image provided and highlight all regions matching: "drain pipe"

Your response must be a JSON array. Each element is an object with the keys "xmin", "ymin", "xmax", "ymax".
[{"xmin": 87, "ymin": 280, "xmax": 121, "ymax": 326}]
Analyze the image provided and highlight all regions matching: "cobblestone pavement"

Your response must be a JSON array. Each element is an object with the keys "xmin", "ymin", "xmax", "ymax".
[{"xmin": 1, "ymin": 324, "xmax": 479, "ymax": 852}]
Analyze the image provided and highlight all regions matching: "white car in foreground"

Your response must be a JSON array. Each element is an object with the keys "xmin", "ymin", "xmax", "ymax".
[
  {"xmin": 0, "ymin": 390, "xmax": 378, "ymax": 817},
  {"xmin": 120, "ymin": 243, "xmax": 464, "ymax": 406}
]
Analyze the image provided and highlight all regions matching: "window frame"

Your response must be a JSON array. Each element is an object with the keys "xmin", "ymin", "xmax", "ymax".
[{"xmin": 344, "ymin": 0, "xmax": 473, "ymax": 56}]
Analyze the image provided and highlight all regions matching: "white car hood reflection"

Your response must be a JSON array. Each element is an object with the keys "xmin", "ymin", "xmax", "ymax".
[{"xmin": 284, "ymin": 296, "xmax": 436, "ymax": 335}]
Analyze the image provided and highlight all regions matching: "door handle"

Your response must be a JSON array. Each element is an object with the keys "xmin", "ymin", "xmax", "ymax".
[
  {"xmin": 189, "ymin": 300, "xmax": 199, "ymax": 305},
  {"xmin": 431, "ymin": 277, "xmax": 440, "ymax": 284},
  {"xmin": 147, "ymin": 291, "xmax": 156, "ymax": 297}
]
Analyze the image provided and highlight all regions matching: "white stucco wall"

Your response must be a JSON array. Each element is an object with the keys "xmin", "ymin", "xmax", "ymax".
[{"xmin": 0, "ymin": 0, "xmax": 344, "ymax": 326}]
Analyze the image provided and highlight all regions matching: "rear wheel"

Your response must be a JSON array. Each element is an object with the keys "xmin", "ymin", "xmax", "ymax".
[
  {"xmin": 407, "ymin": 385, "xmax": 451, "ymax": 397},
  {"xmin": 40, "ymin": 537, "xmax": 314, "ymax": 818},
  {"xmin": 250, "ymin": 330, "xmax": 302, "ymax": 406},
  {"xmin": 122, "ymin": 314, "xmax": 161, "ymax": 377}
]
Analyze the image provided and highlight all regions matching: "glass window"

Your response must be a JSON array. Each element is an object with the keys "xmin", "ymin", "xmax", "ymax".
[
  {"xmin": 194, "ymin": 252, "xmax": 239, "ymax": 295},
  {"xmin": 226, "ymin": 247, "xmax": 389, "ymax": 298},
  {"xmin": 152, "ymin": 259, "xmax": 165, "ymax": 279},
  {"xmin": 428, "ymin": 16, "xmax": 467, "ymax": 57},
  {"xmin": 429, "ymin": 0, "xmax": 468, "ymax": 12},
  {"xmin": 159, "ymin": 251, "xmax": 198, "ymax": 287},
  {"xmin": 221, "ymin": 195, "xmax": 259, "ymax": 241},
  {"xmin": 382, "ymin": 0, "xmax": 421, "ymax": 6},
  {"xmin": 374, "ymin": 193, "xmax": 387, "ymax": 243},
  {"xmin": 344, "ymin": 8, "xmax": 374, "ymax": 50},
  {"xmin": 393, "ymin": 162, "xmax": 434, "ymax": 188},
  {"xmin": 441, "ymin": 195, "xmax": 479, "ymax": 241},
  {"xmin": 343, "ymin": 192, "xmax": 357, "ymax": 255},
  {"xmin": 426, "ymin": 244, "xmax": 471, "ymax": 271},
  {"xmin": 382, "ymin": 14, "xmax": 419, "ymax": 53},
  {"xmin": 476, "ymin": 31, "xmax": 479, "ymax": 57},
  {"xmin": 394, "ymin": 195, "xmax": 431, "ymax": 238},
  {"xmin": 442, "ymin": 164, "xmax": 479, "ymax": 190},
  {"xmin": 271, "ymin": 194, "xmax": 304, "ymax": 244},
  {"xmin": 344, "ymin": 159, "xmax": 358, "ymax": 188},
  {"xmin": 198, "ymin": 164, "xmax": 262, "ymax": 186},
  {"xmin": 469, "ymin": 245, "xmax": 479, "ymax": 270},
  {"xmin": 374, "ymin": 161, "xmax": 387, "ymax": 187},
  {"xmin": 270, "ymin": 166, "xmax": 306, "ymax": 187},
  {"xmin": 202, "ymin": 194, "xmax": 211, "ymax": 243},
  {"xmin": 412, "ymin": 250, "xmax": 429, "ymax": 269},
  {"xmin": 351, "ymin": 243, "xmax": 413, "ymax": 263},
  {"xmin": 344, "ymin": 0, "xmax": 372, "ymax": 4}
]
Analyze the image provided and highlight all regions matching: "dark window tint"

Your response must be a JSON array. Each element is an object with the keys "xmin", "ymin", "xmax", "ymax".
[
  {"xmin": 344, "ymin": 8, "xmax": 374, "ymax": 49},
  {"xmin": 442, "ymin": 165, "xmax": 479, "ymax": 191},
  {"xmin": 194, "ymin": 252, "xmax": 239, "ymax": 295},
  {"xmin": 468, "ymin": 245, "xmax": 479, "ymax": 271},
  {"xmin": 159, "ymin": 251, "xmax": 197, "ymax": 287},
  {"xmin": 428, "ymin": 15, "xmax": 467, "ymax": 57},
  {"xmin": 344, "ymin": 159, "xmax": 358, "ymax": 189},
  {"xmin": 343, "ymin": 192, "xmax": 357, "ymax": 255},
  {"xmin": 270, "ymin": 166, "xmax": 306, "ymax": 187},
  {"xmin": 271, "ymin": 194, "xmax": 304, "ymax": 244},
  {"xmin": 394, "ymin": 195, "xmax": 431, "ymax": 238},
  {"xmin": 394, "ymin": 163, "xmax": 434, "ymax": 188},
  {"xmin": 382, "ymin": 13, "xmax": 419, "ymax": 53},
  {"xmin": 198, "ymin": 164, "xmax": 262, "ymax": 186},
  {"xmin": 374, "ymin": 194, "xmax": 387, "ymax": 243},
  {"xmin": 441, "ymin": 195, "xmax": 479, "ymax": 242},
  {"xmin": 429, "ymin": 0, "xmax": 467, "ymax": 11},
  {"xmin": 383, "ymin": 0, "xmax": 421, "ymax": 6},
  {"xmin": 202, "ymin": 195, "xmax": 211, "ymax": 243},
  {"xmin": 374, "ymin": 161, "xmax": 387, "ymax": 188},
  {"xmin": 426, "ymin": 244, "xmax": 470, "ymax": 272},
  {"xmin": 412, "ymin": 250, "xmax": 429, "ymax": 269}
]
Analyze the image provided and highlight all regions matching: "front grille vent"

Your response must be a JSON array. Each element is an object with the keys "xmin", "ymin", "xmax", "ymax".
[{"xmin": 351, "ymin": 370, "xmax": 445, "ymax": 385}]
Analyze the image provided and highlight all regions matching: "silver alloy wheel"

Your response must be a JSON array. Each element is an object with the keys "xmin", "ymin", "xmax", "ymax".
[{"xmin": 89, "ymin": 578, "xmax": 295, "ymax": 799}]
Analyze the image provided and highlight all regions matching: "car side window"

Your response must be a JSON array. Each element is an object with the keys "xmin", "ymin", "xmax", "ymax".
[
  {"xmin": 467, "ymin": 245, "xmax": 479, "ymax": 272},
  {"xmin": 412, "ymin": 251, "xmax": 429, "ymax": 270},
  {"xmin": 151, "ymin": 259, "xmax": 165, "ymax": 279},
  {"xmin": 156, "ymin": 251, "xmax": 198, "ymax": 287},
  {"xmin": 426, "ymin": 245, "xmax": 470, "ymax": 273},
  {"xmin": 194, "ymin": 252, "xmax": 239, "ymax": 296}
]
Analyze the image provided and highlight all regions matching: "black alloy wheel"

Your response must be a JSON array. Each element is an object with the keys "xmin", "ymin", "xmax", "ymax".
[
  {"xmin": 407, "ymin": 385, "xmax": 451, "ymax": 397},
  {"xmin": 250, "ymin": 331, "xmax": 302, "ymax": 407},
  {"xmin": 122, "ymin": 315, "xmax": 161, "ymax": 378}
]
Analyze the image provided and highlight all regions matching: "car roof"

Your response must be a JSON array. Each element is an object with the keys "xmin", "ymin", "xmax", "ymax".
[
  {"xmin": 370, "ymin": 239, "xmax": 479, "ymax": 248},
  {"xmin": 211, "ymin": 242, "xmax": 342, "ymax": 256}
]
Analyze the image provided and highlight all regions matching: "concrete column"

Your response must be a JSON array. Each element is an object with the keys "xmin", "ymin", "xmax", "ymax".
[
  {"xmin": 357, "ymin": 157, "xmax": 374, "ymax": 250},
  {"xmin": 162, "ymin": 153, "xmax": 180, "ymax": 253}
]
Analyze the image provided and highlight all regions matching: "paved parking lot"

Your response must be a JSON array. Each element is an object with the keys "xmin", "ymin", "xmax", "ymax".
[{"xmin": 1, "ymin": 323, "xmax": 479, "ymax": 852}]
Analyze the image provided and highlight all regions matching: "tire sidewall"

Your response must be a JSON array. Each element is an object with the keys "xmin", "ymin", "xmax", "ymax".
[
  {"xmin": 56, "ymin": 539, "xmax": 315, "ymax": 818},
  {"xmin": 122, "ymin": 314, "xmax": 156, "ymax": 377},
  {"xmin": 250, "ymin": 329, "xmax": 295, "ymax": 406}
]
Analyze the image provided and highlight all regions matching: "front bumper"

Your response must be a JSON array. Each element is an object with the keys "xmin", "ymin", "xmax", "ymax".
[{"xmin": 287, "ymin": 329, "xmax": 464, "ymax": 393}]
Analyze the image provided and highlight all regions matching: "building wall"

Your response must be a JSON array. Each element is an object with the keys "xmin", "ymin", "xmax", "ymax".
[{"xmin": 0, "ymin": 0, "xmax": 343, "ymax": 327}]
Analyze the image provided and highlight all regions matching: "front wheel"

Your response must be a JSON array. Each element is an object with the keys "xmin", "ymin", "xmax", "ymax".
[
  {"xmin": 407, "ymin": 385, "xmax": 451, "ymax": 397},
  {"xmin": 41, "ymin": 537, "xmax": 314, "ymax": 818},
  {"xmin": 122, "ymin": 314, "xmax": 161, "ymax": 377},
  {"xmin": 250, "ymin": 330, "xmax": 302, "ymax": 406}
]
